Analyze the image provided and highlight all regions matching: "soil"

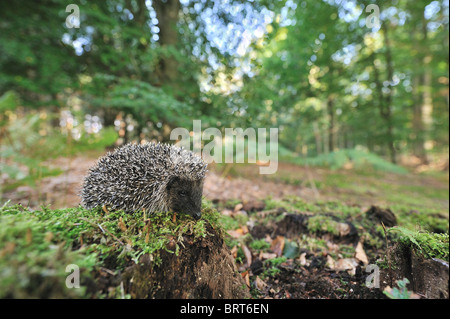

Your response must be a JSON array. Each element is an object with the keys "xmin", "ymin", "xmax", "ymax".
[{"xmin": 246, "ymin": 212, "xmax": 387, "ymax": 299}]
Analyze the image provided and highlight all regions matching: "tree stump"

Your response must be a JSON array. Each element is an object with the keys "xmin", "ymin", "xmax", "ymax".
[
  {"xmin": 383, "ymin": 243, "xmax": 449, "ymax": 299},
  {"xmin": 121, "ymin": 222, "xmax": 250, "ymax": 299}
]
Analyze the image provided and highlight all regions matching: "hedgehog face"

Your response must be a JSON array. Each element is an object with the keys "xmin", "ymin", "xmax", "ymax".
[{"xmin": 166, "ymin": 176, "xmax": 204, "ymax": 220}]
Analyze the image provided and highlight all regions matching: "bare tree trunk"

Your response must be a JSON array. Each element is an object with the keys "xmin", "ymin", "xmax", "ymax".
[
  {"xmin": 153, "ymin": 0, "xmax": 181, "ymax": 87},
  {"xmin": 371, "ymin": 22, "xmax": 397, "ymax": 164},
  {"xmin": 313, "ymin": 122, "xmax": 322, "ymax": 155},
  {"xmin": 327, "ymin": 95, "xmax": 335, "ymax": 153},
  {"xmin": 412, "ymin": 75, "xmax": 428, "ymax": 163}
]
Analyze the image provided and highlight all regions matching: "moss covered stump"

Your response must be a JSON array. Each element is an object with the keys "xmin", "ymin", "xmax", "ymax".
[
  {"xmin": 122, "ymin": 222, "xmax": 249, "ymax": 298},
  {"xmin": 0, "ymin": 204, "xmax": 250, "ymax": 299}
]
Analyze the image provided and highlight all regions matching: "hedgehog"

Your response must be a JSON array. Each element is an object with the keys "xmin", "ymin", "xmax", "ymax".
[{"xmin": 80, "ymin": 142, "xmax": 207, "ymax": 220}]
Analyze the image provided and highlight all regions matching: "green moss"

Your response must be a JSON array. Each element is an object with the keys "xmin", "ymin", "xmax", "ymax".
[
  {"xmin": 306, "ymin": 215, "xmax": 341, "ymax": 236},
  {"xmin": 262, "ymin": 257, "xmax": 287, "ymax": 278},
  {"xmin": 388, "ymin": 226, "xmax": 449, "ymax": 262},
  {"xmin": 0, "ymin": 202, "xmax": 222, "ymax": 298},
  {"xmin": 249, "ymin": 238, "xmax": 271, "ymax": 251}
]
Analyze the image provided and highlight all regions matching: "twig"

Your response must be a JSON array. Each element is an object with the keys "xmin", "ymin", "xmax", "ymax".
[{"xmin": 97, "ymin": 223, "xmax": 124, "ymax": 246}]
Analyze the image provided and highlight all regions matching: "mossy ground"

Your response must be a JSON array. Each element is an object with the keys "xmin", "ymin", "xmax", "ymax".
[{"xmin": 0, "ymin": 201, "xmax": 222, "ymax": 298}]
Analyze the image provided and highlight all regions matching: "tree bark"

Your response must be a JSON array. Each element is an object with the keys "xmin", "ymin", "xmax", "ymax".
[
  {"xmin": 370, "ymin": 22, "xmax": 397, "ymax": 164},
  {"xmin": 327, "ymin": 95, "xmax": 335, "ymax": 153},
  {"xmin": 153, "ymin": 0, "xmax": 181, "ymax": 87}
]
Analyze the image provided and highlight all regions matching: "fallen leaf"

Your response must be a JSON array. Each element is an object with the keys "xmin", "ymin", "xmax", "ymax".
[
  {"xmin": 260, "ymin": 252, "xmax": 277, "ymax": 260},
  {"xmin": 283, "ymin": 239, "xmax": 299, "ymax": 258},
  {"xmin": 227, "ymin": 226, "xmax": 248, "ymax": 238},
  {"xmin": 335, "ymin": 258, "xmax": 359, "ymax": 275},
  {"xmin": 254, "ymin": 276, "xmax": 267, "ymax": 291},
  {"xmin": 326, "ymin": 255, "xmax": 336, "ymax": 269},
  {"xmin": 270, "ymin": 235, "xmax": 285, "ymax": 257},
  {"xmin": 230, "ymin": 245, "xmax": 238, "ymax": 259},
  {"xmin": 241, "ymin": 271, "xmax": 250, "ymax": 287},
  {"xmin": 234, "ymin": 203, "xmax": 243, "ymax": 212},
  {"xmin": 227, "ymin": 230, "xmax": 243, "ymax": 238},
  {"xmin": 241, "ymin": 243, "xmax": 252, "ymax": 268},
  {"xmin": 221, "ymin": 209, "xmax": 233, "ymax": 216},
  {"xmin": 355, "ymin": 241, "xmax": 369, "ymax": 265},
  {"xmin": 299, "ymin": 252, "xmax": 307, "ymax": 266},
  {"xmin": 337, "ymin": 222, "xmax": 351, "ymax": 236}
]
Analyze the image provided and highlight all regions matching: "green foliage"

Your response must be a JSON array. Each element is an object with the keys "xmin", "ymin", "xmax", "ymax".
[
  {"xmin": 0, "ymin": 91, "xmax": 19, "ymax": 112},
  {"xmin": 383, "ymin": 278, "xmax": 416, "ymax": 299},
  {"xmin": 284, "ymin": 149, "xmax": 408, "ymax": 174}
]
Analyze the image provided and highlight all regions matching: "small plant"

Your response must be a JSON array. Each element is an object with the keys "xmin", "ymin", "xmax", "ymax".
[
  {"xmin": 262, "ymin": 256, "xmax": 287, "ymax": 278},
  {"xmin": 383, "ymin": 278, "xmax": 420, "ymax": 299}
]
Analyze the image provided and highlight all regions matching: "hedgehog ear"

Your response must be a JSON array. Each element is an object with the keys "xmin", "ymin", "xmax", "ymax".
[{"xmin": 166, "ymin": 176, "xmax": 180, "ymax": 190}]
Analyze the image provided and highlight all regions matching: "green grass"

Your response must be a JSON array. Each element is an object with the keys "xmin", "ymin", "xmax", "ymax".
[{"xmin": 282, "ymin": 149, "xmax": 409, "ymax": 174}]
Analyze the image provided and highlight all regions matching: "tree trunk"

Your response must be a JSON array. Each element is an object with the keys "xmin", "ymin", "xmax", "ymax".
[
  {"xmin": 153, "ymin": 0, "xmax": 181, "ymax": 87},
  {"xmin": 121, "ymin": 221, "xmax": 250, "ymax": 298},
  {"xmin": 327, "ymin": 95, "xmax": 335, "ymax": 153},
  {"xmin": 370, "ymin": 22, "xmax": 397, "ymax": 164},
  {"xmin": 313, "ymin": 122, "xmax": 322, "ymax": 155}
]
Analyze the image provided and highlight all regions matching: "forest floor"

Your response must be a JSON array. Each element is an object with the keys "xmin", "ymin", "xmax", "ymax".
[{"xmin": 1, "ymin": 152, "xmax": 449, "ymax": 299}]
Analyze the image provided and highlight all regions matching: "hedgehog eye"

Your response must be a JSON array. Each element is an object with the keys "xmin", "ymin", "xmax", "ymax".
[{"xmin": 179, "ymin": 191, "xmax": 187, "ymax": 197}]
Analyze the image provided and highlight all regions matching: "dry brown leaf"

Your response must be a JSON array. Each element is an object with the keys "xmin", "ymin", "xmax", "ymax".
[
  {"xmin": 299, "ymin": 252, "xmax": 307, "ymax": 266},
  {"xmin": 241, "ymin": 243, "xmax": 252, "ymax": 267},
  {"xmin": 227, "ymin": 226, "xmax": 248, "ymax": 238},
  {"xmin": 337, "ymin": 222, "xmax": 351, "ymax": 236},
  {"xmin": 260, "ymin": 252, "xmax": 277, "ymax": 260},
  {"xmin": 355, "ymin": 241, "xmax": 369, "ymax": 265},
  {"xmin": 270, "ymin": 235, "xmax": 285, "ymax": 257},
  {"xmin": 254, "ymin": 276, "xmax": 267, "ymax": 291},
  {"xmin": 241, "ymin": 271, "xmax": 250, "ymax": 287},
  {"xmin": 335, "ymin": 258, "xmax": 359, "ymax": 275},
  {"xmin": 118, "ymin": 217, "xmax": 127, "ymax": 232},
  {"xmin": 227, "ymin": 230, "xmax": 243, "ymax": 238},
  {"xmin": 234, "ymin": 203, "xmax": 243, "ymax": 212},
  {"xmin": 326, "ymin": 255, "xmax": 336, "ymax": 269},
  {"xmin": 221, "ymin": 209, "xmax": 233, "ymax": 216},
  {"xmin": 230, "ymin": 245, "xmax": 238, "ymax": 259}
]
